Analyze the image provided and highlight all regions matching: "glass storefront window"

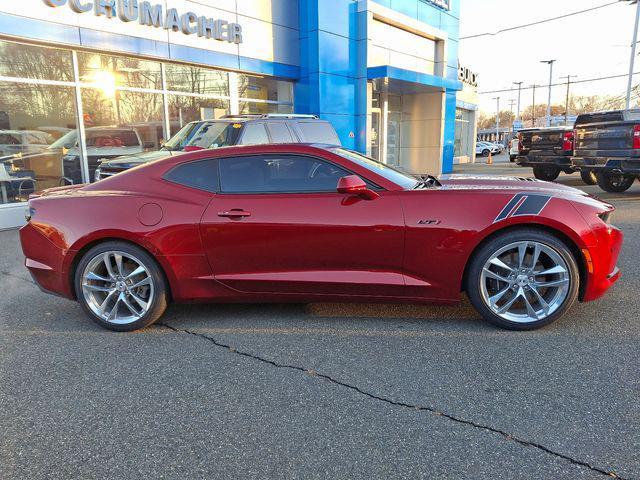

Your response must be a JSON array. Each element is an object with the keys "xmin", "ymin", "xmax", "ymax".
[
  {"xmin": 0, "ymin": 38, "xmax": 295, "ymax": 211},
  {"xmin": 165, "ymin": 64, "xmax": 229, "ymax": 97},
  {"xmin": 73, "ymin": 88, "xmax": 164, "ymax": 184},
  {"xmin": 0, "ymin": 41, "xmax": 73, "ymax": 82},
  {"xmin": 78, "ymin": 53, "xmax": 162, "ymax": 90},
  {"xmin": 0, "ymin": 81, "xmax": 77, "ymax": 204},
  {"xmin": 238, "ymin": 75, "xmax": 293, "ymax": 104},
  {"xmin": 239, "ymin": 101, "xmax": 293, "ymax": 115},
  {"xmin": 168, "ymin": 96, "xmax": 230, "ymax": 136}
]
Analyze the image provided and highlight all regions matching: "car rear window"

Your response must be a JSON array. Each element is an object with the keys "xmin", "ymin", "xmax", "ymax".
[
  {"xmin": 164, "ymin": 159, "xmax": 219, "ymax": 193},
  {"xmin": 296, "ymin": 122, "xmax": 340, "ymax": 145},
  {"xmin": 86, "ymin": 130, "xmax": 140, "ymax": 147}
]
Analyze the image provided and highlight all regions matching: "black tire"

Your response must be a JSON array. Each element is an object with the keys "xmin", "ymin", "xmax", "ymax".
[
  {"xmin": 466, "ymin": 229, "xmax": 580, "ymax": 331},
  {"xmin": 579, "ymin": 170, "xmax": 597, "ymax": 185},
  {"xmin": 482, "ymin": 149, "xmax": 490, "ymax": 157},
  {"xmin": 74, "ymin": 241, "xmax": 168, "ymax": 331},
  {"xmin": 509, "ymin": 155, "xmax": 517, "ymax": 162},
  {"xmin": 532, "ymin": 165, "xmax": 560, "ymax": 182},
  {"xmin": 596, "ymin": 171, "xmax": 635, "ymax": 193}
]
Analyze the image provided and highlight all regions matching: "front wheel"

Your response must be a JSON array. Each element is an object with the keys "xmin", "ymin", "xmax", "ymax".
[
  {"xmin": 74, "ymin": 241, "xmax": 168, "ymax": 331},
  {"xmin": 596, "ymin": 171, "xmax": 635, "ymax": 193},
  {"xmin": 466, "ymin": 230, "xmax": 579, "ymax": 330},
  {"xmin": 532, "ymin": 165, "xmax": 560, "ymax": 181},
  {"xmin": 482, "ymin": 149, "xmax": 490, "ymax": 157}
]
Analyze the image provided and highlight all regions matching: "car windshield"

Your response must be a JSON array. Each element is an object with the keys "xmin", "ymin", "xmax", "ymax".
[
  {"xmin": 163, "ymin": 122, "xmax": 242, "ymax": 151},
  {"xmin": 330, "ymin": 148, "xmax": 418, "ymax": 189},
  {"xmin": 48, "ymin": 130, "xmax": 77, "ymax": 149}
]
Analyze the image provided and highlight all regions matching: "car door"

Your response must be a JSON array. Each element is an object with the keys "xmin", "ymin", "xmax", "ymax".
[{"xmin": 200, "ymin": 153, "xmax": 406, "ymax": 297}]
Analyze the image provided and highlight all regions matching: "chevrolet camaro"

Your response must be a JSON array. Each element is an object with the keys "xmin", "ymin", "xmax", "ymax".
[{"xmin": 19, "ymin": 144, "xmax": 623, "ymax": 331}]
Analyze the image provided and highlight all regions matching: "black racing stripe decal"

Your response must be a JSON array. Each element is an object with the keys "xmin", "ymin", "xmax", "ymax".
[
  {"xmin": 494, "ymin": 193, "xmax": 552, "ymax": 223},
  {"xmin": 494, "ymin": 193, "xmax": 526, "ymax": 222},
  {"xmin": 512, "ymin": 194, "xmax": 552, "ymax": 217}
]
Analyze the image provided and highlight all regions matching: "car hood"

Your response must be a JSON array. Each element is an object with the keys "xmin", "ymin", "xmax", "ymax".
[
  {"xmin": 99, "ymin": 150, "xmax": 178, "ymax": 169},
  {"xmin": 437, "ymin": 174, "xmax": 588, "ymax": 197}
]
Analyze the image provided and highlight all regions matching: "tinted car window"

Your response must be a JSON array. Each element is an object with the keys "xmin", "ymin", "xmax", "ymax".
[
  {"xmin": 86, "ymin": 130, "xmax": 140, "ymax": 147},
  {"xmin": 239, "ymin": 123, "xmax": 269, "ymax": 145},
  {"xmin": 296, "ymin": 122, "xmax": 340, "ymax": 144},
  {"xmin": 218, "ymin": 155, "xmax": 349, "ymax": 193},
  {"xmin": 266, "ymin": 123, "xmax": 294, "ymax": 143},
  {"xmin": 164, "ymin": 159, "xmax": 219, "ymax": 193}
]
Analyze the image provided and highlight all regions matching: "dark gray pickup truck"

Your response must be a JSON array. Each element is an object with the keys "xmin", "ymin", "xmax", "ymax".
[
  {"xmin": 572, "ymin": 109, "xmax": 640, "ymax": 192},
  {"xmin": 516, "ymin": 127, "xmax": 596, "ymax": 184}
]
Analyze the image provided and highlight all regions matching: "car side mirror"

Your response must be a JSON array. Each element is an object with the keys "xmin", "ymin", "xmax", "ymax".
[{"xmin": 337, "ymin": 175, "xmax": 379, "ymax": 200}]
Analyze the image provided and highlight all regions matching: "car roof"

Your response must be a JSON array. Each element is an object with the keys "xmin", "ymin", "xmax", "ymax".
[{"xmin": 185, "ymin": 114, "xmax": 324, "ymax": 125}]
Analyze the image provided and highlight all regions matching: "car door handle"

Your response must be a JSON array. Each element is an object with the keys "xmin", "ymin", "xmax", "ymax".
[{"xmin": 218, "ymin": 209, "xmax": 252, "ymax": 218}]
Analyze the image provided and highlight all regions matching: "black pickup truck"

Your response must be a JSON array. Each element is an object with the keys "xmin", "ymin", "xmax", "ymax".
[
  {"xmin": 572, "ymin": 109, "xmax": 640, "ymax": 192},
  {"xmin": 516, "ymin": 127, "xmax": 597, "ymax": 184}
]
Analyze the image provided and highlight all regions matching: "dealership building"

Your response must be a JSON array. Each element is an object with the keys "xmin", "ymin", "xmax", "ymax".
[{"xmin": 0, "ymin": 0, "xmax": 475, "ymax": 228}]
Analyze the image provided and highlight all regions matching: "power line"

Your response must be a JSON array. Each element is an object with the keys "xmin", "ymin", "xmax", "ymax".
[
  {"xmin": 478, "ymin": 71, "xmax": 640, "ymax": 94},
  {"xmin": 460, "ymin": 1, "xmax": 620, "ymax": 40}
]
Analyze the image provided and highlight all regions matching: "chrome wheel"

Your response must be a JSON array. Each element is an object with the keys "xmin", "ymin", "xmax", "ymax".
[
  {"xmin": 81, "ymin": 251, "xmax": 154, "ymax": 325},
  {"xmin": 480, "ymin": 241, "xmax": 571, "ymax": 324}
]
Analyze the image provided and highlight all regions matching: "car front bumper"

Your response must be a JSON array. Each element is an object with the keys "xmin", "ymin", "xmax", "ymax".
[{"xmin": 582, "ymin": 224, "xmax": 623, "ymax": 302}]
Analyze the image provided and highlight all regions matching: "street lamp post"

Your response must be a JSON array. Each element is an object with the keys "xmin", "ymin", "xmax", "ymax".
[
  {"xmin": 625, "ymin": 0, "xmax": 640, "ymax": 109},
  {"xmin": 540, "ymin": 59, "xmax": 556, "ymax": 127}
]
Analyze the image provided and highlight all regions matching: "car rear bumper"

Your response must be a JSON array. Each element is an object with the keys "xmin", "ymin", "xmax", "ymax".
[
  {"xmin": 571, "ymin": 157, "xmax": 640, "ymax": 175},
  {"xmin": 582, "ymin": 224, "xmax": 623, "ymax": 302},
  {"xmin": 19, "ymin": 222, "xmax": 74, "ymax": 299},
  {"xmin": 516, "ymin": 155, "xmax": 573, "ymax": 168}
]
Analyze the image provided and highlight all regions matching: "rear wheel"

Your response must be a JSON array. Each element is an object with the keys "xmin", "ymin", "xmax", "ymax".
[
  {"xmin": 580, "ymin": 170, "xmax": 597, "ymax": 185},
  {"xmin": 596, "ymin": 171, "xmax": 635, "ymax": 193},
  {"xmin": 74, "ymin": 241, "xmax": 168, "ymax": 331},
  {"xmin": 466, "ymin": 229, "xmax": 579, "ymax": 330},
  {"xmin": 532, "ymin": 165, "xmax": 560, "ymax": 181}
]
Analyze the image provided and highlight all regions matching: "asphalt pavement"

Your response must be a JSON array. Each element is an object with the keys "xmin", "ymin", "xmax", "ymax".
[{"xmin": 1, "ymin": 161, "xmax": 639, "ymax": 479}]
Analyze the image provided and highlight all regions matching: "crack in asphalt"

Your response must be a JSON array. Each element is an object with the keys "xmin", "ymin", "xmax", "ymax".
[{"xmin": 159, "ymin": 322, "xmax": 627, "ymax": 479}]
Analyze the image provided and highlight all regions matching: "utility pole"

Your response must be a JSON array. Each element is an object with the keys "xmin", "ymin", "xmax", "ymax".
[
  {"xmin": 532, "ymin": 84, "xmax": 537, "ymax": 127},
  {"xmin": 513, "ymin": 81, "xmax": 523, "ymax": 121},
  {"xmin": 560, "ymin": 75, "xmax": 577, "ymax": 126},
  {"xmin": 492, "ymin": 97, "xmax": 500, "ymax": 143},
  {"xmin": 540, "ymin": 59, "xmax": 556, "ymax": 127},
  {"xmin": 508, "ymin": 99, "xmax": 516, "ymax": 135},
  {"xmin": 625, "ymin": 0, "xmax": 640, "ymax": 109}
]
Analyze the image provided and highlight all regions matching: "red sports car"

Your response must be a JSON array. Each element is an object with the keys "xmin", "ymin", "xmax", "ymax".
[{"xmin": 19, "ymin": 144, "xmax": 622, "ymax": 331}]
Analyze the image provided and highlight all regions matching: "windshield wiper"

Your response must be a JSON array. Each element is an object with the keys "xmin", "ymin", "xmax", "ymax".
[{"xmin": 413, "ymin": 174, "xmax": 441, "ymax": 189}]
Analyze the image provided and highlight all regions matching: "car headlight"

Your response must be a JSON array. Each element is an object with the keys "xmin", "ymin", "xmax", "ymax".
[{"xmin": 94, "ymin": 168, "xmax": 101, "ymax": 181}]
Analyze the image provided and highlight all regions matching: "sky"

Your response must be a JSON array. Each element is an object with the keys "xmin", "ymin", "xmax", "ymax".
[{"xmin": 458, "ymin": 0, "xmax": 638, "ymax": 115}]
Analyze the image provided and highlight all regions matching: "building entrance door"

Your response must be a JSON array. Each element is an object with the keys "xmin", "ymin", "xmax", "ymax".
[{"xmin": 370, "ymin": 92, "xmax": 402, "ymax": 166}]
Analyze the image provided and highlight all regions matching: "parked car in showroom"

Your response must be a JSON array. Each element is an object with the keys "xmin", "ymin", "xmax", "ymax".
[
  {"xmin": 60, "ymin": 127, "xmax": 147, "ymax": 185},
  {"xmin": 572, "ymin": 109, "xmax": 640, "ymax": 192},
  {"xmin": 95, "ymin": 114, "xmax": 340, "ymax": 181},
  {"xmin": 476, "ymin": 141, "xmax": 500, "ymax": 157},
  {"xmin": 516, "ymin": 127, "xmax": 597, "ymax": 184},
  {"xmin": 21, "ymin": 144, "xmax": 622, "ymax": 332},
  {"xmin": 0, "ymin": 129, "xmax": 53, "ymax": 158}
]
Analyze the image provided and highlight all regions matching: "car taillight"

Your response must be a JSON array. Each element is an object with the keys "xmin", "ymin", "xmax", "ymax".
[
  {"xmin": 633, "ymin": 125, "xmax": 640, "ymax": 149},
  {"xmin": 518, "ymin": 133, "xmax": 524, "ymax": 152},
  {"xmin": 562, "ymin": 131, "xmax": 574, "ymax": 152}
]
